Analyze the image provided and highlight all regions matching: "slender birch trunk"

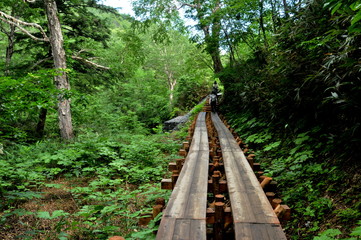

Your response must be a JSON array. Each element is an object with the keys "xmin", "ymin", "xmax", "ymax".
[{"xmin": 44, "ymin": 0, "xmax": 74, "ymax": 139}]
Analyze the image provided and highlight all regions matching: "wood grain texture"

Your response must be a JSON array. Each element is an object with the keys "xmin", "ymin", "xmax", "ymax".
[
  {"xmin": 234, "ymin": 223, "xmax": 287, "ymax": 240},
  {"xmin": 211, "ymin": 113, "xmax": 287, "ymax": 239},
  {"xmin": 156, "ymin": 112, "xmax": 209, "ymax": 240}
]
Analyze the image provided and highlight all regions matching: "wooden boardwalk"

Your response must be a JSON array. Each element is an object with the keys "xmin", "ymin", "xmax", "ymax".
[
  {"xmin": 157, "ymin": 112, "xmax": 209, "ymax": 240},
  {"xmin": 211, "ymin": 113, "xmax": 286, "ymax": 239},
  {"xmin": 156, "ymin": 112, "xmax": 287, "ymax": 239}
]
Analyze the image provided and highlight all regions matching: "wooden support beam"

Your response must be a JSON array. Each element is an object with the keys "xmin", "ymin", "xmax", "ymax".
[
  {"xmin": 156, "ymin": 197, "xmax": 165, "ymax": 206},
  {"xmin": 208, "ymin": 179, "xmax": 228, "ymax": 193},
  {"xmin": 214, "ymin": 202, "xmax": 225, "ymax": 240},
  {"xmin": 215, "ymin": 194, "xmax": 224, "ymax": 202},
  {"xmin": 179, "ymin": 149, "xmax": 187, "ymax": 157},
  {"xmin": 176, "ymin": 158, "xmax": 184, "ymax": 171},
  {"xmin": 224, "ymin": 207, "xmax": 233, "ymax": 230},
  {"xmin": 271, "ymin": 198, "xmax": 282, "ymax": 209},
  {"xmin": 153, "ymin": 205, "xmax": 163, "ymax": 218},
  {"xmin": 138, "ymin": 213, "xmax": 153, "ymax": 226},
  {"xmin": 260, "ymin": 177, "xmax": 273, "ymax": 189},
  {"xmin": 206, "ymin": 207, "xmax": 215, "ymax": 224},
  {"xmin": 265, "ymin": 180, "xmax": 278, "ymax": 192},
  {"xmin": 255, "ymin": 171, "xmax": 264, "ymax": 178},
  {"xmin": 183, "ymin": 141, "xmax": 190, "ymax": 151},
  {"xmin": 280, "ymin": 205, "xmax": 291, "ymax": 221},
  {"xmin": 212, "ymin": 174, "xmax": 221, "ymax": 196},
  {"xmin": 253, "ymin": 162, "xmax": 261, "ymax": 171},
  {"xmin": 266, "ymin": 192, "xmax": 276, "ymax": 203},
  {"xmin": 258, "ymin": 175, "xmax": 267, "ymax": 183},
  {"xmin": 109, "ymin": 236, "xmax": 125, "ymax": 240},
  {"xmin": 219, "ymin": 180, "xmax": 228, "ymax": 193},
  {"xmin": 168, "ymin": 162, "xmax": 176, "ymax": 171},
  {"xmin": 274, "ymin": 204, "xmax": 291, "ymax": 220},
  {"xmin": 161, "ymin": 179, "xmax": 172, "ymax": 190},
  {"xmin": 217, "ymin": 149, "xmax": 222, "ymax": 157},
  {"xmin": 171, "ymin": 171, "xmax": 179, "ymax": 189}
]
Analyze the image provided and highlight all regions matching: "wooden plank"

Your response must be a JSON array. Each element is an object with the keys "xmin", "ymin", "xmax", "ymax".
[
  {"xmin": 211, "ymin": 113, "xmax": 287, "ymax": 240},
  {"xmin": 164, "ymin": 150, "xmax": 200, "ymax": 217},
  {"xmin": 156, "ymin": 217, "xmax": 176, "ymax": 240},
  {"xmin": 173, "ymin": 219, "xmax": 191, "ymax": 240},
  {"xmin": 265, "ymin": 224, "xmax": 287, "ymax": 240},
  {"xmin": 252, "ymin": 223, "xmax": 271, "ymax": 239},
  {"xmin": 157, "ymin": 112, "xmax": 208, "ymax": 240},
  {"xmin": 234, "ymin": 223, "xmax": 253, "ymax": 240},
  {"xmin": 211, "ymin": 113, "xmax": 280, "ymax": 225},
  {"xmin": 164, "ymin": 113, "xmax": 209, "ymax": 219},
  {"xmin": 184, "ymin": 150, "xmax": 209, "ymax": 219},
  {"xmin": 190, "ymin": 219, "xmax": 207, "ymax": 240},
  {"xmin": 222, "ymin": 151, "xmax": 257, "ymax": 223},
  {"xmin": 234, "ymin": 223, "xmax": 287, "ymax": 240},
  {"xmin": 173, "ymin": 219, "xmax": 207, "ymax": 240}
]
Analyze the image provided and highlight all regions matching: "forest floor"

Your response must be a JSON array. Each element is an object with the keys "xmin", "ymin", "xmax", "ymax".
[{"xmin": 1, "ymin": 176, "xmax": 164, "ymax": 239}]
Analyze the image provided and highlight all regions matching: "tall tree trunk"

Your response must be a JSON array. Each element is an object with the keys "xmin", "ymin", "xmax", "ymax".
[
  {"xmin": 165, "ymin": 64, "xmax": 176, "ymax": 105},
  {"xmin": 5, "ymin": 23, "xmax": 15, "ymax": 75},
  {"xmin": 195, "ymin": 1, "xmax": 223, "ymax": 74},
  {"xmin": 209, "ymin": 0, "xmax": 223, "ymax": 74},
  {"xmin": 44, "ymin": 0, "xmax": 74, "ymax": 140},
  {"xmin": 36, "ymin": 108, "xmax": 47, "ymax": 137},
  {"xmin": 283, "ymin": 0, "xmax": 290, "ymax": 18},
  {"xmin": 4, "ymin": 9, "xmax": 17, "ymax": 75},
  {"xmin": 223, "ymin": 28, "xmax": 236, "ymax": 67},
  {"xmin": 270, "ymin": 0, "xmax": 278, "ymax": 32},
  {"xmin": 259, "ymin": 0, "xmax": 268, "ymax": 47}
]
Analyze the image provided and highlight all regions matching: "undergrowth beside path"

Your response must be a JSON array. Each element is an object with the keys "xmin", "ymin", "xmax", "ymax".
[
  {"xmin": 0, "ymin": 131, "xmax": 184, "ymax": 239},
  {"xmin": 225, "ymin": 112, "xmax": 361, "ymax": 240}
]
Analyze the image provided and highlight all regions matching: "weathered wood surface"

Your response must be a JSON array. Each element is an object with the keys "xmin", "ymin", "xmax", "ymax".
[
  {"xmin": 211, "ymin": 113, "xmax": 287, "ymax": 240},
  {"xmin": 234, "ymin": 223, "xmax": 286, "ymax": 239},
  {"xmin": 156, "ymin": 112, "xmax": 209, "ymax": 240}
]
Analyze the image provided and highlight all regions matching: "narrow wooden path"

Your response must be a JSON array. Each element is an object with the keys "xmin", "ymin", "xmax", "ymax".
[
  {"xmin": 211, "ymin": 113, "xmax": 286, "ymax": 239},
  {"xmin": 156, "ymin": 111, "xmax": 288, "ymax": 239},
  {"xmin": 157, "ymin": 112, "xmax": 209, "ymax": 240}
]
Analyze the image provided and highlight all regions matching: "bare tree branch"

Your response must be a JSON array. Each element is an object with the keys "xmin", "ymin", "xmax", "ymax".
[
  {"xmin": 179, "ymin": 1, "xmax": 198, "ymax": 9},
  {"xmin": 0, "ymin": 11, "xmax": 49, "ymax": 42},
  {"xmin": 71, "ymin": 55, "xmax": 110, "ymax": 70},
  {"xmin": 29, "ymin": 56, "xmax": 53, "ymax": 70},
  {"xmin": 71, "ymin": 49, "xmax": 110, "ymax": 70}
]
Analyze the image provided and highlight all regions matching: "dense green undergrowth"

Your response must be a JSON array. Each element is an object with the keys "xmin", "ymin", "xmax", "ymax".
[
  {"xmin": 0, "ymin": 130, "xmax": 183, "ymax": 239},
  {"xmin": 225, "ymin": 112, "xmax": 361, "ymax": 240}
]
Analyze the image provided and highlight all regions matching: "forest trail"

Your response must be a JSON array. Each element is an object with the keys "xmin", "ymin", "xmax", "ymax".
[{"xmin": 156, "ymin": 105, "xmax": 289, "ymax": 239}]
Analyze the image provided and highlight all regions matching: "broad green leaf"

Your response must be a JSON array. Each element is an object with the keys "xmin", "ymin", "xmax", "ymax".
[
  {"xmin": 313, "ymin": 228, "xmax": 342, "ymax": 239},
  {"xmin": 37, "ymin": 211, "xmax": 51, "ymax": 219},
  {"xmin": 331, "ymin": 2, "xmax": 342, "ymax": 15},
  {"xmin": 350, "ymin": 223, "xmax": 361, "ymax": 236},
  {"xmin": 351, "ymin": 11, "xmax": 361, "ymax": 25},
  {"xmin": 350, "ymin": 1, "xmax": 361, "ymax": 11},
  {"xmin": 52, "ymin": 210, "xmax": 69, "ymax": 218}
]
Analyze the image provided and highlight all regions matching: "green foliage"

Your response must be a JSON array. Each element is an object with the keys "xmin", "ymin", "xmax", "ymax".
[
  {"xmin": 335, "ymin": 208, "xmax": 361, "ymax": 223},
  {"xmin": 0, "ymin": 70, "xmax": 58, "ymax": 141},
  {"xmin": 314, "ymin": 221, "xmax": 361, "ymax": 240},
  {"xmin": 314, "ymin": 229, "xmax": 342, "ymax": 240},
  {"xmin": 0, "ymin": 130, "xmax": 177, "ymax": 238},
  {"xmin": 129, "ymin": 213, "xmax": 162, "ymax": 240},
  {"xmin": 220, "ymin": 3, "xmax": 361, "ymax": 236},
  {"xmin": 226, "ymin": 111, "xmax": 359, "ymax": 239}
]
